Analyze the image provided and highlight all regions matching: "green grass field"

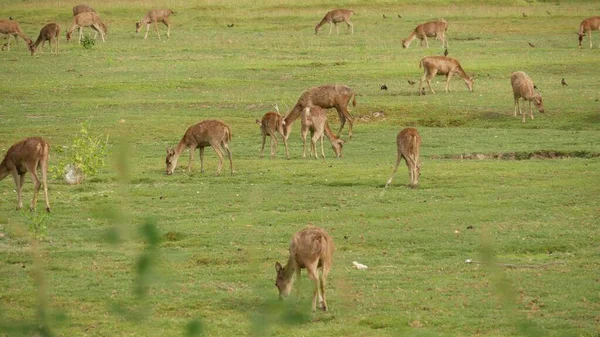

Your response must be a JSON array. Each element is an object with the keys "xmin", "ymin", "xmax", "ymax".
[{"xmin": 1, "ymin": 1, "xmax": 599, "ymax": 336}]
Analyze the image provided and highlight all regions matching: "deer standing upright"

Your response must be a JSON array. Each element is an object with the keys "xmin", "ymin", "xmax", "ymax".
[
  {"xmin": 256, "ymin": 106, "xmax": 286, "ymax": 158},
  {"xmin": 315, "ymin": 9, "xmax": 354, "ymax": 35},
  {"xmin": 275, "ymin": 226, "xmax": 335, "ymax": 312},
  {"xmin": 510, "ymin": 71, "xmax": 545, "ymax": 123},
  {"xmin": 165, "ymin": 120, "xmax": 234, "ymax": 176},
  {"xmin": 30, "ymin": 23, "xmax": 60, "ymax": 55},
  {"xmin": 136, "ymin": 9, "xmax": 173, "ymax": 40},
  {"xmin": 300, "ymin": 106, "xmax": 344, "ymax": 159},
  {"xmin": 385, "ymin": 128, "xmax": 421, "ymax": 189},
  {"xmin": 0, "ymin": 137, "xmax": 50, "ymax": 212}
]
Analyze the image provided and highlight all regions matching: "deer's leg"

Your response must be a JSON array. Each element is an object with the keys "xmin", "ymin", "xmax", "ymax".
[
  {"xmin": 187, "ymin": 147, "xmax": 195, "ymax": 172},
  {"xmin": 26, "ymin": 161, "xmax": 41, "ymax": 211},
  {"xmin": 513, "ymin": 97, "xmax": 519, "ymax": 117},
  {"xmin": 328, "ymin": 22, "xmax": 333, "ymax": 35},
  {"xmin": 320, "ymin": 134, "xmax": 326, "ymax": 159},
  {"xmin": 211, "ymin": 142, "xmax": 225, "ymax": 176},
  {"xmin": 222, "ymin": 141, "xmax": 234, "ymax": 175},
  {"xmin": 336, "ymin": 106, "xmax": 353, "ymax": 138},
  {"xmin": 590, "ymin": 31, "xmax": 593, "ymax": 49},
  {"xmin": 301, "ymin": 127, "xmax": 308, "ymax": 159},
  {"xmin": 404, "ymin": 155, "xmax": 417, "ymax": 188},
  {"xmin": 40, "ymin": 158, "xmax": 50, "ymax": 212},
  {"xmin": 385, "ymin": 152, "xmax": 402, "ymax": 188},
  {"xmin": 55, "ymin": 35, "xmax": 59, "ymax": 55},
  {"xmin": 144, "ymin": 24, "xmax": 150, "ymax": 39},
  {"xmin": 426, "ymin": 73, "xmax": 436, "ymax": 94},
  {"xmin": 529, "ymin": 101, "xmax": 534, "ymax": 121},
  {"xmin": 335, "ymin": 23, "xmax": 340, "ymax": 35},
  {"xmin": 319, "ymin": 264, "xmax": 330, "ymax": 311},
  {"xmin": 424, "ymin": 36, "xmax": 429, "ymax": 48},
  {"xmin": 259, "ymin": 133, "xmax": 266, "ymax": 158},
  {"xmin": 283, "ymin": 127, "xmax": 290, "ymax": 160},
  {"xmin": 346, "ymin": 20, "xmax": 354, "ymax": 35},
  {"xmin": 154, "ymin": 22, "xmax": 161, "ymax": 40},
  {"xmin": 163, "ymin": 19, "xmax": 171, "ymax": 38},
  {"xmin": 10, "ymin": 171, "xmax": 23, "ymax": 210},
  {"xmin": 269, "ymin": 133, "xmax": 277, "ymax": 159},
  {"xmin": 445, "ymin": 73, "xmax": 453, "ymax": 92},
  {"xmin": 199, "ymin": 147, "xmax": 205, "ymax": 173},
  {"xmin": 78, "ymin": 27, "xmax": 83, "ymax": 44},
  {"xmin": 305, "ymin": 263, "xmax": 321, "ymax": 312}
]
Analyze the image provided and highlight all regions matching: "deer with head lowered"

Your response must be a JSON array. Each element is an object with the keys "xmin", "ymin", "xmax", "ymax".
[
  {"xmin": 256, "ymin": 104, "xmax": 287, "ymax": 158},
  {"xmin": 315, "ymin": 9, "xmax": 354, "ymax": 35},
  {"xmin": 0, "ymin": 19, "xmax": 33, "ymax": 51},
  {"xmin": 72, "ymin": 4, "xmax": 96, "ymax": 17},
  {"xmin": 0, "ymin": 137, "xmax": 50, "ymax": 212},
  {"xmin": 402, "ymin": 19, "xmax": 448, "ymax": 49},
  {"xmin": 30, "ymin": 23, "xmax": 60, "ymax": 56},
  {"xmin": 165, "ymin": 120, "xmax": 234, "ymax": 176},
  {"xmin": 66, "ymin": 12, "xmax": 107, "ymax": 43},
  {"xmin": 136, "ymin": 9, "xmax": 173, "ymax": 40},
  {"xmin": 386, "ymin": 128, "xmax": 422, "ymax": 189},
  {"xmin": 578, "ymin": 16, "xmax": 600, "ymax": 49},
  {"xmin": 275, "ymin": 226, "xmax": 334, "ymax": 312},
  {"xmin": 419, "ymin": 56, "xmax": 473, "ymax": 94},
  {"xmin": 510, "ymin": 71, "xmax": 545, "ymax": 123},
  {"xmin": 301, "ymin": 106, "xmax": 345, "ymax": 159},
  {"xmin": 283, "ymin": 85, "xmax": 356, "ymax": 158}
]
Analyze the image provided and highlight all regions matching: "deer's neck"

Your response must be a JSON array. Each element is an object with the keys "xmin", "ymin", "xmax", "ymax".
[
  {"xmin": 282, "ymin": 256, "xmax": 297, "ymax": 282},
  {"xmin": 0, "ymin": 160, "xmax": 9, "ymax": 181},
  {"xmin": 173, "ymin": 139, "xmax": 188, "ymax": 158},
  {"xmin": 284, "ymin": 104, "xmax": 304, "ymax": 128},
  {"xmin": 323, "ymin": 122, "xmax": 338, "ymax": 142}
]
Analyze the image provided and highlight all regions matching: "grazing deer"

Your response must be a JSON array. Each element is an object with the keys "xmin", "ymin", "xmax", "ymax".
[
  {"xmin": 165, "ymin": 120, "xmax": 234, "ymax": 176},
  {"xmin": 283, "ymin": 85, "xmax": 356, "ymax": 158},
  {"xmin": 402, "ymin": 19, "xmax": 448, "ymax": 49},
  {"xmin": 0, "ymin": 19, "xmax": 33, "ymax": 51},
  {"xmin": 418, "ymin": 56, "xmax": 473, "ymax": 94},
  {"xmin": 30, "ymin": 23, "xmax": 60, "ymax": 56},
  {"xmin": 510, "ymin": 71, "xmax": 545, "ymax": 123},
  {"xmin": 136, "ymin": 9, "xmax": 173, "ymax": 40},
  {"xmin": 578, "ymin": 16, "xmax": 600, "ymax": 48},
  {"xmin": 0, "ymin": 137, "xmax": 50, "ymax": 212},
  {"xmin": 300, "ymin": 106, "xmax": 345, "ymax": 159},
  {"xmin": 385, "ymin": 128, "xmax": 421, "ymax": 189},
  {"xmin": 315, "ymin": 9, "xmax": 354, "ymax": 35},
  {"xmin": 275, "ymin": 226, "xmax": 334, "ymax": 312},
  {"xmin": 256, "ymin": 105, "xmax": 287, "ymax": 158},
  {"xmin": 72, "ymin": 4, "xmax": 96, "ymax": 17},
  {"xmin": 66, "ymin": 12, "xmax": 107, "ymax": 43}
]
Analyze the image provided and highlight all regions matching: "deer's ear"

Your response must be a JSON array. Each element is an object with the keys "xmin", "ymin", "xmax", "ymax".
[{"xmin": 275, "ymin": 262, "xmax": 282, "ymax": 272}]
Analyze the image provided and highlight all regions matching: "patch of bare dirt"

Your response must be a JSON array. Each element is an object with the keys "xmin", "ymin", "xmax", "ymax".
[{"xmin": 431, "ymin": 151, "xmax": 600, "ymax": 160}]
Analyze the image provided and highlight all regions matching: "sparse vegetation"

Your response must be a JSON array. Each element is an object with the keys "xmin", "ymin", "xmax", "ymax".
[{"xmin": 1, "ymin": 1, "xmax": 599, "ymax": 336}]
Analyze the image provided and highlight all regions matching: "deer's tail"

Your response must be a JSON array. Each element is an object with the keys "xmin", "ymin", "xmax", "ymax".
[
  {"xmin": 351, "ymin": 92, "xmax": 357, "ymax": 107},
  {"xmin": 224, "ymin": 125, "xmax": 232, "ymax": 143}
]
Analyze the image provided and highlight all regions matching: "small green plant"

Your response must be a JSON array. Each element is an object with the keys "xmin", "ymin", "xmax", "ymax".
[
  {"xmin": 81, "ymin": 35, "xmax": 95, "ymax": 49},
  {"xmin": 51, "ymin": 121, "xmax": 109, "ymax": 183}
]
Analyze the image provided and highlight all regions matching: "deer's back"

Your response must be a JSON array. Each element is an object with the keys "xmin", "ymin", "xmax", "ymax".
[
  {"xmin": 73, "ymin": 4, "xmax": 96, "ymax": 16},
  {"xmin": 328, "ymin": 9, "xmax": 352, "ymax": 22},
  {"xmin": 305, "ymin": 85, "xmax": 351, "ymax": 107},
  {"xmin": 261, "ymin": 112, "xmax": 282, "ymax": 132},
  {"xmin": 0, "ymin": 20, "xmax": 22, "ymax": 34},
  {"xmin": 398, "ymin": 128, "xmax": 421, "ymax": 155},
  {"xmin": 147, "ymin": 9, "xmax": 172, "ymax": 21},
  {"xmin": 289, "ymin": 227, "xmax": 334, "ymax": 269},
  {"xmin": 510, "ymin": 71, "xmax": 534, "ymax": 97},
  {"xmin": 184, "ymin": 120, "xmax": 230, "ymax": 147},
  {"xmin": 2, "ymin": 137, "xmax": 48, "ymax": 169},
  {"xmin": 40, "ymin": 23, "xmax": 60, "ymax": 37},
  {"xmin": 422, "ymin": 56, "xmax": 456, "ymax": 74},
  {"xmin": 74, "ymin": 12, "xmax": 100, "ymax": 25}
]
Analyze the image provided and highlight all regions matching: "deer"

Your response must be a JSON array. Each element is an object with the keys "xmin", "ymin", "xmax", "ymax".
[
  {"xmin": 283, "ymin": 85, "xmax": 356, "ymax": 158},
  {"xmin": 256, "ymin": 105, "xmax": 287, "ymax": 158},
  {"xmin": 418, "ymin": 56, "xmax": 473, "ymax": 95},
  {"xmin": 0, "ymin": 19, "xmax": 33, "ymax": 51},
  {"xmin": 66, "ymin": 12, "xmax": 107, "ymax": 43},
  {"xmin": 510, "ymin": 71, "xmax": 545, "ymax": 123},
  {"xmin": 275, "ymin": 226, "xmax": 334, "ymax": 312},
  {"xmin": 136, "ymin": 9, "xmax": 173, "ymax": 40},
  {"xmin": 72, "ymin": 4, "xmax": 96, "ymax": 16},
  {"xmin": 165, "ymin": 120, "xmax": 234, "ymax": 176},
  {"xmin": 300, "ymin": 106, "xmax": 345, "ymax": 159},
  {"xmin": 30, "ymin": 23, "xmax": 60, "ymax": 56},
  {"xmin": 578, "ymin": 16, "xmax": 600, "ymax": 49},
  {"xmin": 315, "ymin": 9, "xmax": 354, "ymax": 35},
  {"xmin": 0, "ymin": 137, "xmax": 50, "ymax": 212},
  {"xmin": 402, "ymin": 19, "xmax": 448, "ymax": 49},
  {"xmin": 385, "ymin": 128, "xmax": 422, "ymax": 189}
]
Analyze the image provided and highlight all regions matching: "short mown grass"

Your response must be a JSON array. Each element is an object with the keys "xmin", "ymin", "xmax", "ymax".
[{"xmin": 1, "ymin": 1, "xmax": 599, "ymax": 336}]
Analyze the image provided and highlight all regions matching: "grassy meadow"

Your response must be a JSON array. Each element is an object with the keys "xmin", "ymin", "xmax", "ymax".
[{"xmin": 1, "ymin": 0, "xmax": 600, "ymax": 336}]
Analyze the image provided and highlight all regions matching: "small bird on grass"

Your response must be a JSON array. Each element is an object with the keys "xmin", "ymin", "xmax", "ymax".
[
  {"xmin": 522, "ymin": 13, "xmax": 527, "ymax": 17},
  {"xmin": 546, "ymin": 10, "xmax": 551, "ymax": 15},
  {"xmin": 408, "ymin": 80, "xmax": 416, "ymax": 85},
  {"xmin": 9, "ymin": 16, "xmax": 13, "ymax": 20},
  {"xmin": 383, "ymin": 14, "xmax": 388, "ymax": 19},
  {"xmin": 561, "ymin": 78, "xmax": 568, "ymax": 86},
  {"xmin": 533, "ymin": 85, "xmax": 538, "ymax": 90},
  {"xmin": 380, "ymin": 84, "xmax": 388, "ymax": 90},
  {"xmin": 420, "ymin": 87, "xmax": 427, "ymax": 95},
  {"xmin": 398, "ymin": 14, "xmax": 402, "ymax": 19},
  {"xmin": 528, "ymin": 42, "xmax": 535, "ymax": 47},
  {"xmin": 227, "ymin": 23, "xmax": 234, "ymax": 27},
  {"xmin": 444, "ymin": 48, "xmax": 448, "ymax": 56}
]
